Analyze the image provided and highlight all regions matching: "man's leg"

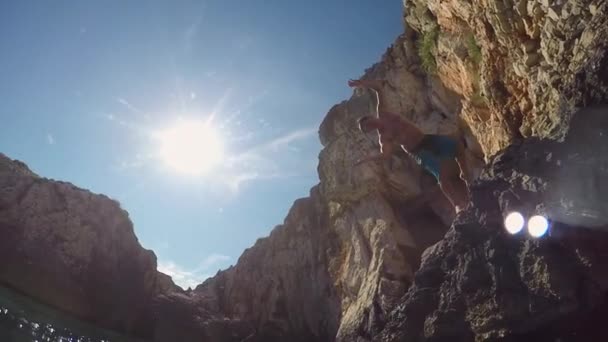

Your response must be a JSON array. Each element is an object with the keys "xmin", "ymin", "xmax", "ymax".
[
  {"xmin": 438, "ymin": 160, "xmax": 470, "ymax": 212},
  {"xmin": 454, "ymin": 140, "xmax": 472, "ymax": 185}
]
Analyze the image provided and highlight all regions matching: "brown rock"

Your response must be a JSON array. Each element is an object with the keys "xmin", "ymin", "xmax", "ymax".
[
  {"xmin": 525, "ymin": 52, "xmax": 541, "ymax": 66},
  {"xmin": 548, "ymin": 7, "xmax": 561, "ymax": 21},
  {"xmin": 0, "ymin": 153, "xmax": 181, "ymax": 338},
  {"xmin": 589, "ymin": 4, "xmax": 598, "ymax": 16},
  {"xmin": 522, "ymin": 39, "xmax": 538, "ymax": 53},
  {"xmin": 380, "ymin": 106, "xmax": 608, "ymax": 341},
  {"xmin": 180, "ymin": 0, "xmax": 608, "ymax": 339}
]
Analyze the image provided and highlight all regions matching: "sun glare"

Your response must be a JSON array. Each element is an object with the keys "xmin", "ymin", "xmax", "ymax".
[{"xmin": 159, "ymin": 119, "xmax": 224, "ymax": 175}]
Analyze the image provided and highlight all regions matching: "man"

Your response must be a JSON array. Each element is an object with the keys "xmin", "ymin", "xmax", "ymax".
[{"xmin": 349, "ymin": 78, "xmax": 471, "ymax": 213}]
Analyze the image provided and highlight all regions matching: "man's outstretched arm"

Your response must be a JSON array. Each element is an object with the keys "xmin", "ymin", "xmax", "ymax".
[{"xmin": 348, "ymin": 79, "xmax": 385, "ymax": 92}]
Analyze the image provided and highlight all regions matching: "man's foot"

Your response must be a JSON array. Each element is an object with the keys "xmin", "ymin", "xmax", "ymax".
[{"xmin": 455, "ymin": 200, "xmax": 472, "ymax": 214}]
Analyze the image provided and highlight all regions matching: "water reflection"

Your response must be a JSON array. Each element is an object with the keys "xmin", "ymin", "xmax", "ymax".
[{"xmin": 0, "ymin": 286, "xmax": 142, "ymax": 342}]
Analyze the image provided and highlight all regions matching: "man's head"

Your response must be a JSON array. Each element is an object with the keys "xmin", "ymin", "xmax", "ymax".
[{"xmin": 357, "ymin": 116, "xmax": 380, "ymax": 133}]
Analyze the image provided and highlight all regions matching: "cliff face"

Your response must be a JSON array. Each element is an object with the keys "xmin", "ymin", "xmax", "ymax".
[
  {"xmin": 0, "ymin": 154, "xmax": 177, "ymax": 337},
  {"xmin": 380, "ymin": 106, "xmax": 608, "ymax": 341},
  {"xmin": 2, "ymin": 1, "xmax": 608, "ymax": 341},
  {"xmin": 180, "ymin": 29, "xmax": 469, "ymax": 342},
  {"xmin": 180, "ymin": 0, "xmax": 608, "ymax": 340},
  {"xmin": 405, "ymin": 0, "xmax": 608, "ymax": 158}
]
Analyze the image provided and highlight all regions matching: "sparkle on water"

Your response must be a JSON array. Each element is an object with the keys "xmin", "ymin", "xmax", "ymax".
[
  {"xmin": 528, "ymin": 215, "xmax": 549, "ymax": 238},
  {"xmin": 504, "ymin": 212, "xmax": 525, "ymax": 234},
  {"xmin": 0, "ymin": 286, "xmax": 141, "ymax": 342}
]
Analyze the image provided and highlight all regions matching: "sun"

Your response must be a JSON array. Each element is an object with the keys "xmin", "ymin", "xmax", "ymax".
[{"xmin": 159, "ymin": 119, "xmax": 224, "ymax": 175}]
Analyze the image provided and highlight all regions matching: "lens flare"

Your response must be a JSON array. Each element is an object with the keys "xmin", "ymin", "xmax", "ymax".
[
  {"xmin": 528, "ymin": 215, "xmax": 549, "ymax": 238},
  {"xmin": 504, "ymin": 212, "xmax": 525, "ymax": 234},
  {"xmin": 159, "ymin": 119, "xmax": 224, "ymax": 175}
]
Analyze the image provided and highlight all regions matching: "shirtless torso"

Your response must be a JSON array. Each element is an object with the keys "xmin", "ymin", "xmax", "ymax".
[
  {"xmin": 377, "ymin": 112, "xmax": 425, "ymax": 152},
  {"xmin": 350, "ymin": 77, "xmax": 472, "ymax": 213}
]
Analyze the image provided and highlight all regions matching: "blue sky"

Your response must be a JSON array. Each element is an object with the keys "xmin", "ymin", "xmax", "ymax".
[{"xmin": 0, "ymin": 1, "xmax": 404, "ymax": 289}]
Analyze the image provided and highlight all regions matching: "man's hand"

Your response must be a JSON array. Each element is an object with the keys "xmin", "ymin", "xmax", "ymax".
[
  {"xmin": 348, "ymin": 79, "xmax": 364, "ymax": 88},
  {"xmin": 348, "ymin": 79, "xmax": 385, "ymax": 91}
]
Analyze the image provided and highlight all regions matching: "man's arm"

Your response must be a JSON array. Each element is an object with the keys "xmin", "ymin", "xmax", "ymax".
[
  {"xmin": 348, "ymin": 79, "xmax": 385, "ymax": 92},
  {"xmin": 354, "ymin": 141, "xmax": 394, "ymax": 166}
]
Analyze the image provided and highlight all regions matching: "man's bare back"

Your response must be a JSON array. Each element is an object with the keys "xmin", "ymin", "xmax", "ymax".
[
  {"xmin": 349, "ymin": 78, "xmax": 472, "ymax": 213},
  {"xmin": 375, "ymin": 111, "xmax": 425, "ymax": 152}
]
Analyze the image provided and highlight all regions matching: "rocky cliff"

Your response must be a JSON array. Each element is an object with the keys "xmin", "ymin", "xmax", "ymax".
[
  {"xmin": 1, "ymin": 0, "xmax": 608, "ymax": 341},
  {"xmin": 380, "ymin": 106, "xmax": 608, "ymax": 341},
  {"xmin": 0, "ymin": 154, "xmax": 177, "ymax": 337},
  {"xmin": 176, "ymin": 0, "xmax": 608, "ymax": 340},
  {"xmin": 404, "ymin": 0, "xmax": 608, "ymax": 158}
]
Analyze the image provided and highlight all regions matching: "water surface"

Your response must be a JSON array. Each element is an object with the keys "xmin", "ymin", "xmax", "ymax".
[{"xmin": 0, "ymin": 286, "xmax": 143, "ymax": 342}]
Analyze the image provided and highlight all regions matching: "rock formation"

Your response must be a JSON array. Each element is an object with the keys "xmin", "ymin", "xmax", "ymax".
[
  {"xmin": 0, "ymin": 154, "xmax": 177, "ymax": 337},
  {"xmin": 405, "ymin": 0, "xmax": 608, "ymax": 157},
  {"xmin": 167, "ymin": 0, "xmax": 608, "ymax": 340},
  {"xmin": 1, "ymin": 0, "xmax": 608, "ymax": 341},
  {"xmin": 380, "ymin": 106, "xmax": 608, "ymax": 341}
]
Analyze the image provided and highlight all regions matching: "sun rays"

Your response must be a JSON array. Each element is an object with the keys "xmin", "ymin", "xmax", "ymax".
[{"xmin": 158, "ymin": 119, "xmax": 224, "ymax": 175}]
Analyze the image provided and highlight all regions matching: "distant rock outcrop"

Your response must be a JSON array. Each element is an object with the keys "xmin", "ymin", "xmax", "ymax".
[{"xmin": 0, "ymin": 154, "xmax": 177, "ymax": 337}]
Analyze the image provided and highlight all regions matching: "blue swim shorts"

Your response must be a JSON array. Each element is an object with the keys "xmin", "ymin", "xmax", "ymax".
[{"xmin": 410, "ymin": 135, "xmax": 458, "ymax": 179}]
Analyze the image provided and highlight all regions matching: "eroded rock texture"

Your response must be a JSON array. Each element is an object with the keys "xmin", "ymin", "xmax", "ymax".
[
  {"xmin": 0, "ymin": 154, "xmax": 177, "ymax": 337},
  {"xmin": 380, "ymin": 106, "xmax": 608, "ymax": 342},
  {"xmin": 171, "ymin": 0, "xmax": 608, "ymax": 339},
  {"xmin": 405, "ymin": 0, "xmax": 608, "ymax": 157}
]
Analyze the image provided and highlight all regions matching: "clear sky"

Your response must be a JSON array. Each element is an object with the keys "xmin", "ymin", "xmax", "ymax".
[{"xmin": 0, "ymin": 1, "xmax": 404, "ymax": 289}]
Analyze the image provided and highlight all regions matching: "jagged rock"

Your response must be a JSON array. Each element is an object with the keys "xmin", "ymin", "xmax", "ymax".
[
  {"xmin": 180, "ymin": 24, "xmax": 491, "ymax": 340},
  {"xmin": 590, "ymin": 4, "xmax": 599, "ymax": 16},
  {"xmin": 0, "ymin": 32, "xmax": 462, "ymax": 340},
  {"xmin": 405, "ymin": 0, "xmax": 608, "ymax": 158},
  {"xmin": 0, "ymin": 153, "xmax": 179, "ymax": 337},
  {"xmin": 193, "ymin": 189, "xmax": 341, "ymax": 341},
  {"xmin": 186, "ymin": 1, "xmax": 608, "ymax": 338},
  {"xmin": 379, "ymin": 106, "xmax": 608, "ymax": 341},
  {"xmin": 150, "ymin": 292, "xmax": 255, "ymax": 342},
  {"xmin": 184, "ymin": 183, "xmax": 451, "ymax": 342}
]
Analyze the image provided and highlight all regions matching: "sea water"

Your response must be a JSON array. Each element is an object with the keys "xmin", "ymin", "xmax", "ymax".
[{"xmin": 0, "ymin": 286, "xmax": 143, "ymax": 342}]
